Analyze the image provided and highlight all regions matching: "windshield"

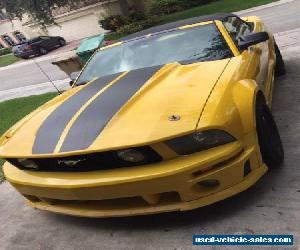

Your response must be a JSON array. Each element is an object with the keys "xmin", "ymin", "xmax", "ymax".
[{"xmin": 76, "ymin": 23, "xmax": 232, "ymax": 85}]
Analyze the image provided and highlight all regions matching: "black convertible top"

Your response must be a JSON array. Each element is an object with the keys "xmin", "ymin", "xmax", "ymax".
[{"xmin": 119, "ymin": 12, "xmax": 237, "ymax": 42}]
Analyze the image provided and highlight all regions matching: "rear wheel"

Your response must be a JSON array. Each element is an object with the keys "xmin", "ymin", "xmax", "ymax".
[
  {"xmin": 256, "ymin": 93, "xmax": 284, "ymax": 167},
  {"xmin": 58, "ymin": 38, "xmax": 66, "ymax": 47},
  {"xmin": 274, "ymin": 41, "xmax": 286, "ymax": 76},
  {"xmin": 39, "ymin": 47, "xmax": 48, "ymax": 55}
]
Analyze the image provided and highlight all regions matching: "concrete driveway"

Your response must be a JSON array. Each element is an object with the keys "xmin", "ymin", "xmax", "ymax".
[{"xmin": 0, "ymin": 1, "xmax": 300, "ymax": 249}]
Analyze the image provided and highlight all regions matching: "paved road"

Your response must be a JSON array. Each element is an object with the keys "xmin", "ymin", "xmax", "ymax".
[
  {"xmin": 0, "ymin": 40, "xmax": 80, "ymax": 93},
  {"xmin": 0, "ymin": 1, "xmax": 300, "ymax": 250},
  {"xmin": 0, "ymin": 58, "xmax": 67, "ymax": 90},
  {"xmin": 240, "ymin": 0, "xmax": 300, "ymax": 33}
]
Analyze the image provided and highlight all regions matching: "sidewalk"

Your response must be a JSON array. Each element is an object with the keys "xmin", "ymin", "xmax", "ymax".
[{"xmin": 0, "ymin": 78, "xmax": 70, "ymax": 102}]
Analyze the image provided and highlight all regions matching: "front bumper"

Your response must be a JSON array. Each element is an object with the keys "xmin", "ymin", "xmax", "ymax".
[{"xmin": 3, "ymin": 140, "xmax": 267, "ymax": 218}]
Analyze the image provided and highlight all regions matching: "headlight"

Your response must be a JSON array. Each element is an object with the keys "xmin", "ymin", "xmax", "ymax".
[
  {"xmin": 17, "ymin": 159, "xmax": 39, "ymax": 170},
  {"xmin": 165, "ymin": 130, "xmax": 236, "ymax": 155},
  {"xmin": 116, "ymin": 149, "xmax": 147, "ymax": 163}
]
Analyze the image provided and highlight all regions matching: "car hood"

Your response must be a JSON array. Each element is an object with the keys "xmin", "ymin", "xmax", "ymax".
[{"xmin": 0, "ymin": 59, "xmax": 230, "ymax": 157}]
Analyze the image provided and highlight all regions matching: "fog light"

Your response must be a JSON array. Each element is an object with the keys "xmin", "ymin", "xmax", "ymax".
[
  {"xmin": 244, "ymin": 160, "xmax": 251, "ymax": 177},
  {"xmin": 18, "ymin": 159, "xmax": 39, "ymax": 170},
  {"xmin": 116, "ymin": 149, "xmax": 146, "ymax": 163},
  {"xmin": 198, "ymin": 179, "xmax": 219, "ymax": 188}
]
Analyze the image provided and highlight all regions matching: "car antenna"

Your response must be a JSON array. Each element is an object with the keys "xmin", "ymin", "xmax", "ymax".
[{"xmin": 33, "ymin": 58, "xmax": 62, "ymax": 94}]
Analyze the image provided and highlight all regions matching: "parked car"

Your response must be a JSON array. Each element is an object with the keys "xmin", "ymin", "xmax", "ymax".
[
  {"xmin": 12, "ymin": 36, "xmax": 66, "ymax": 59},
  {"xmin": 1, "ymin": 13, "xmax": 285, "ymax": 218}
]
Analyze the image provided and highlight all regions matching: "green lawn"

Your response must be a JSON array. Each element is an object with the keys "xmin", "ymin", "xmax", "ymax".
[
  {"xmin": 158, "ymin": 0, "xmax": 277, "ymax": 23},
  {"xmin": 0, "ymin": 54, "xmax": 20, "ymax": 67},
  {"xmin": 0, "ymin": 93, "xmax": 58, "ymax": 182},
  {"xmin": 105, "ymin": 32, "xmax": 126, "ymax": 41}
]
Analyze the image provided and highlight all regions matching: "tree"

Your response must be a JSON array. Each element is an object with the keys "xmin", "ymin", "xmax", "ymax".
[
  {"xmin": 118, "ymin": 0, "xmax": 129, "ymax": 16},
  {"xmin": 0, "ymin": 0, "xmax": 130, "ymax": 26}
]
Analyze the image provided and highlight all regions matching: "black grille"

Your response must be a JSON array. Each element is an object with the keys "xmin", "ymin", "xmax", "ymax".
[{"xmin": 7, "ymin": 146, "xmax": 162, "ymax": 172}]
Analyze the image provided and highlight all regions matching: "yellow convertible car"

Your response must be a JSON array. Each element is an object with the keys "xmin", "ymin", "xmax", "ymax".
[{"xmin": 0, "ymin": 13, "xmax": 285, "ymax": 217}]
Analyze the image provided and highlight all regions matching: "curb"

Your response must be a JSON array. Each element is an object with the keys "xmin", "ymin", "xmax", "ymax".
[
  {"xmin": 0, "ymin": 79, "xmax": 70, "ymax": 102},
  {"xmin": 236, "ymin": 0, "xmax": 296, "ymax": 15}
]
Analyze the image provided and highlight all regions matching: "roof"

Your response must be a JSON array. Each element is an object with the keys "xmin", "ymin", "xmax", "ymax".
[{"xmin": 119, "ymin": 13, "xmax": 238, "ymax": 42}]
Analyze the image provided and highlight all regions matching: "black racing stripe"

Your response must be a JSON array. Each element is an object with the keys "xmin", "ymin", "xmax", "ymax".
[
  {"xmin": 32, "ymin": 73, "xmax": 122, "ymax": 154},
  {"xmin": 60, "ymin": 66, "xmax": 162, "ymax": 152}
]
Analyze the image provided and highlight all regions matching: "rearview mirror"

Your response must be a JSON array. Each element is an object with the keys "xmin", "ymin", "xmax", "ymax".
[
  {"xmin": 69, "ymin": 71, "xmax": 80, "ymax": 86},
  {"xmin": 238, "ymin": 32, "xmax": 269, "ymax": 50}
]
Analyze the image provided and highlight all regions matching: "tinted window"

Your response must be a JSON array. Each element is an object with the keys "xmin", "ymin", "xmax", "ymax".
[
  {"xmin": 223, "ymin": 16, "xmax": 252, "ymax": 44},
  {"xmin": 30, "ymin": 37, "xmax": 41, "ymax": 43},
  {"xmin": 76, "ymin": 24, "xmax": 232, "ymax": 85},
  {"xmin": 40, "ymin": 36, "xmax": 51, "ymax": 40}
]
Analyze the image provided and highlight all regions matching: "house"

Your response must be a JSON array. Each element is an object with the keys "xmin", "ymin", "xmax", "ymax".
[
  {"xmin": 0, "ymin": 0, "xmax": 154, "ymax": 47},
  {"xmin": 0, "ymin": 11, "xmax": 36, "ymax": 48}
]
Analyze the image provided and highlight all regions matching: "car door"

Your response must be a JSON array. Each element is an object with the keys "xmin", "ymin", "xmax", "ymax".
[
  {"xmin": 39, "ymin": 36, "xmax": 56, "ymax": 50},
  {"xmin": 222, "ymin": 16, "xmax": 269, "ymax": 91}
]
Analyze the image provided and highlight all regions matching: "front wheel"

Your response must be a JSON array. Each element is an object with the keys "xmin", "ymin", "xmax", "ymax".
[
  {"xmin": 58, "ymin": 38, "xmax": 66, "ymax": 47},
  {"xmin": 274, "ymin": 41, "xmax": 286, "ymax": 76},
  {"xmin": 39, "ymin": 47, "xmax": 48, "ymax": 55},
  {"xmin": 256, "ymin": 93, "xmax": 284, "ymax": 168}
]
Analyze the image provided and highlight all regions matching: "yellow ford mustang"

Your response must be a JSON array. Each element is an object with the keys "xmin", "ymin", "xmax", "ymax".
[{"xmin": 0, "ymin": 13, "xmax": 285, "ymax": 218}]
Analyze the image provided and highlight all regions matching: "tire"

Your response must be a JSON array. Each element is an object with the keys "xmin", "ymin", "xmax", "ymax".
[
  {"xmin": 256, "ymin": 92, "xmax": 284, "ymax": 167},
  {"xmin": 39, "ymin": 47, "xmax": 48, "ymax": 55},
  {"xmin": 274, "ymin": 41, "xmax": 286, "ymax": 76},
  {"xmin": 21, "ymin": 56, "xmax": 29, "ymax": 59},
  {"xmin": 58, "ymin": 38, "xmax": 66, "ymax": 47}
]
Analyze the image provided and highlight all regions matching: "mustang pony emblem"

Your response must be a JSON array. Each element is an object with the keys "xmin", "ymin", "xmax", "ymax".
[{"xmin": 58, "ymin": 159, "xmax": 86, "ymax": 167}]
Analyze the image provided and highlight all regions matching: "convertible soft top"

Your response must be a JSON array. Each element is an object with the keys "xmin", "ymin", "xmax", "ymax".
[{"xmin": 119, "ymin": 12, "xmax": 238, "ymax": 42}]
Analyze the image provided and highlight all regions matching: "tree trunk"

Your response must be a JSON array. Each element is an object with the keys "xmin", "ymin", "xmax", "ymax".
[
  {"xmin": 130, "ymin": 0, "xmax": 146, "ymax": 11},
  {"xmin": 118, "ymin": 0, "xmax": 129, "ymax": 15}
]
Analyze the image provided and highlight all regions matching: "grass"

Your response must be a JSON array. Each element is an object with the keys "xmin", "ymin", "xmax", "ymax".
[
  {"xmin": 104, "ymin": 32, "xmax": 126, "ymax": 41},
  {"xmin": 0, "ymin": 93, "xmax": 58, "ymax": 182},
  {"xmin": 0, "ymin": 54, "xmax": 20, "ymax": 67},
  {"xmin": 105, "ymin": 0, "xmax": 277, "ymax": 40}
]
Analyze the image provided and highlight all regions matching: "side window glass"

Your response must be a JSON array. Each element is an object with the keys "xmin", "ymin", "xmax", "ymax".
[
  {"xmin": 40, "ymin": 36, "xmax": 51, "ymax": 40},
  {"xmin": 223, "ymin": 16, "xmax": 251, "ymax": 44}
]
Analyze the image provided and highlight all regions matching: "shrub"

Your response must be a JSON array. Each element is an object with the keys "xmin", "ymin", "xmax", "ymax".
[
  {"xmin": 117, "ymin": 23, "xmax": 144, "ymax": 35},
  {"xmin": 0, "ymin": 47, "xmax": 12, "ymax": 56},
  {"xmin": 184, "ymin": 0, "xmax": 213, "ymax": 8},
  {"xmin": 128, "ymin": 11, "xmax": 147, "ymax": 22},
  {"xmin": 99, "ymin": 15, "xmax": 128, "ymax": 32},
  {"xmin": 116, "ymin": 16, "xmax": 160, "ymax": 35},
  {"xmin": 100, "ymin": 11, "xmax": 148, "ymax": 32}
]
